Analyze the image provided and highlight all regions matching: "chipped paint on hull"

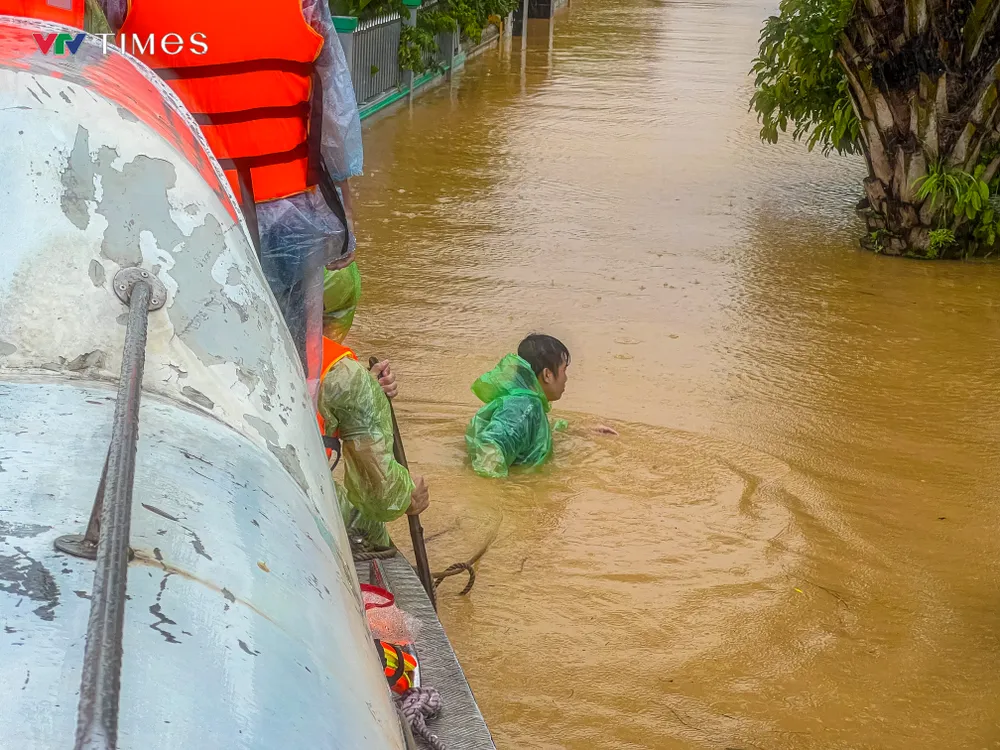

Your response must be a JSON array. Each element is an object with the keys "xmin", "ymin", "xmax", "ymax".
[
  {"xmin": 0, "ymin": 382, "xmax": 405, "ymax": 749},
  {"xmin": 0, "ymin": 22, "xmax": 404, "ymax": 749}
]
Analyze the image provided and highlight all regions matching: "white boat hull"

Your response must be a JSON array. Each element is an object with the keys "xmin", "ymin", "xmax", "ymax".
[{"xmin": 0, "ymin": 16, "xmax": 405, "ymax": 749}]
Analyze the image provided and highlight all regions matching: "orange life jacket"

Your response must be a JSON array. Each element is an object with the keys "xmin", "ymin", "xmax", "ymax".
[
  {"xmin": 119, "ymin": 0, "xmax": 324, "ymax": 206},
  {"xmin": 0, "ymin": 0, "xmax": 85, "ymax": 27},
  {"xmin": 317, "ymin": 336, "xmax": 357, "ymax": 459}
]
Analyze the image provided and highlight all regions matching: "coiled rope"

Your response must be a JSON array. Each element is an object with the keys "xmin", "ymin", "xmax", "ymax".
[
  {"xmin": 432, "ymin": 562, "xmax": 476, "ymax": 595},
  {"xmin": 351, "ymin": 514, "xmax": 502, "ymax": 595},
  {"xmin": 352, "ymin": 545, "xmax": 399, "ymax": 562},
  {"xmin": 396, "ymin": 687, "xmax": 445, "ymax": 750}
]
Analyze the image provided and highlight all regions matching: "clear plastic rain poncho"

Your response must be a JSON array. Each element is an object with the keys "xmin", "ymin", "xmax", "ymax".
[
  {"xmin": 257, "ymin": 193, "xmax": 337, "ymax": 396},
  {"xmin": 255, "ymin": 0, "xmax": 364, "ymax": 395},
  {"xmin": 466, "ymin": 354, "xmax": 553, "ymax": 478}
]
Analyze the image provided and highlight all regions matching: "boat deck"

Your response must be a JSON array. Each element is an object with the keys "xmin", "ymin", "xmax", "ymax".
[{"xmin": 355, "ymin": 554, "xmax": 496, "ymax": 750}]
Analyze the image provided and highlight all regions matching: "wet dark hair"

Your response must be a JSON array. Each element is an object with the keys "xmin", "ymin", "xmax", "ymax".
[{"xmin": 518, "ymin": 334, "xmax": 570, "ymax": 377}]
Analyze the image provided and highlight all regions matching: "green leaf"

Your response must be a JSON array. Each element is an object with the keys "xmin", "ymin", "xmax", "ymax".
[{"xmin": 749, "ymin": 0, "xmax": 859, "ymax": 156}]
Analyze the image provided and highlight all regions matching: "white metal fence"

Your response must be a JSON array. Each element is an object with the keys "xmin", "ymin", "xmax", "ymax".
[
  {"xmin": 351, "ymin": 12, "xmax": 402, "ymax": 105},
  {"xmin": 338, "ymin": 7, "xmax": 508, "ymax": 109}
]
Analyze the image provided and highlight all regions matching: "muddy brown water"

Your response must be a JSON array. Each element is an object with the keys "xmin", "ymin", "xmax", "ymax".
[{"xmin": 345, "ymin": 1, "xmax": 1000, "ymax": 747}]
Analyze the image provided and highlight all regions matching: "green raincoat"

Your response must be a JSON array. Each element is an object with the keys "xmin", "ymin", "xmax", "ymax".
[
  {"xmin": 322, "ymin": 262, "xmax": 361, "ymax": 343},
  {"xmin": 318, "ymin": 354, "xmax": 414, "ymax": 548},
  {"xmin": 466, "ymin": 354, "xmax": 552, "ymax": 478},
  {"xmin": 318, "ymin": 261, "xmax": 413, "ymax": 548}
]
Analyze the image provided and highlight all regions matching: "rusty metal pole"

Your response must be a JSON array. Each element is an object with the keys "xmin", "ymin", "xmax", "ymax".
[{"xmin": 369, "ymin": 357, "xmax": 436, "ymax": 609}]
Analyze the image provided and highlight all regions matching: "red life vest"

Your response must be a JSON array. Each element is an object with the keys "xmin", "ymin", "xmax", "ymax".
[
  {"xmin": 0, "ymin": 0, "xmax": 85, "ymax": 27},
  {"xmin": 119, "ymin": 0, "xmax": 323, "ymax": 205},
  {"xmin": 317, "ymin": 336, "xmax": 357, "ymax": 459}
]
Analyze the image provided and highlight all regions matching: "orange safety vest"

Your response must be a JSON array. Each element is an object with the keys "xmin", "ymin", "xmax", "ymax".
[
  {"xmin": 119, "ymin": 0, "xmax": 324, "ymax": 206},
  {"xmin": 0, "ymin": 0, "xmax": 85, "ymax": 27},
  {"xmin": 317, "ymin": 336, "xmax": 357, "ymax": 459}
]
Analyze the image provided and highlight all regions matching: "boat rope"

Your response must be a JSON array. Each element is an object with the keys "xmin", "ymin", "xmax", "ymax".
[
  {"xmin": 352, "ymin": 546, "xmax": 399, "ymax": 562},
  {"xmin": 352, "ymin": 515, "xmax": 502, "ymax": 595},
  {"xmin": 395, "ymin": 687, "xmax": 445, "ymax": 750},
  {"xmin": 432, "ymin": 562, "xmax": 476, "ymax": 595},
  {"xmin": 431, "ymin": 514, "xmax": 501, "ymax": 595}
]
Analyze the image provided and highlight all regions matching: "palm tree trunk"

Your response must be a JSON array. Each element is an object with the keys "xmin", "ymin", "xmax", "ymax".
[{"xmin": 837, "ymin": 0, "xmax": 1000, "ymax": 257}]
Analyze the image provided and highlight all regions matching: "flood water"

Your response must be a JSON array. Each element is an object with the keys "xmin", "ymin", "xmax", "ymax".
[{"xmin": 347, "ymin": 1, "xmax": 1000, "ymax": 747}]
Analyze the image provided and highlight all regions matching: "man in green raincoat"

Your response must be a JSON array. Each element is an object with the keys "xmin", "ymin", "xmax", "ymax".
[
  {"xmin": 318, "ymin": 263, "xmax": 429, "ymax": 548},
  {"xmin": 466, "ymin": 334, "xmax": 571, "ymax": 478}
]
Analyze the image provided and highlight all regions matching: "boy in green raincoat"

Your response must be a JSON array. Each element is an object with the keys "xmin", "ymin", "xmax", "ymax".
[{"xmin": 466, "ymin": 334, "xmax": 570, "ymax": 478}]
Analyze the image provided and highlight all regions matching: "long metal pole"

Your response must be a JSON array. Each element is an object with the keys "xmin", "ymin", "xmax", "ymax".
[
  {"xmin": 74, "ymin": 280, "xmax": 151, "ymax": 750},
  {"xmin": 369, "ymin": 357, "xmax": 437, "ymax": 609}
]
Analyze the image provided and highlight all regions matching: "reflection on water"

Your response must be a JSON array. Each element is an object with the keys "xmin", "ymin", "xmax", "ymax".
[{"xmin": 349, "ymin": 0, "xmax": 1000, "ymax": 747}]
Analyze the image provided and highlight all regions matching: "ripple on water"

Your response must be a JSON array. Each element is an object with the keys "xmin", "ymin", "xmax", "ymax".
[{"xmin": 388, "ymin": 401, "xmax": 813, "ymax": 747}]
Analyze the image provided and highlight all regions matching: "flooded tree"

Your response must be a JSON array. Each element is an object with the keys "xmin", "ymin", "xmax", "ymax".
[{"xmin": 752, "ymin": 0, "xmax": 1000, "ymax": 259}]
